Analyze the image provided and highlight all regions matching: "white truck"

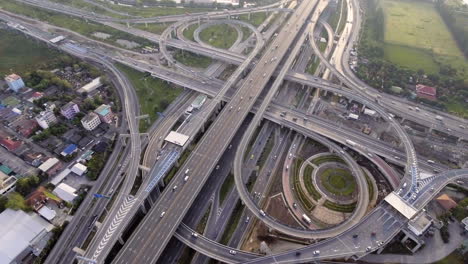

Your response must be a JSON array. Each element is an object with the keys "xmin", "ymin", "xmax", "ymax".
[
  {"xmin": 435, "ymin": 115, "xmax": 443, "ymax": 121},
  {"xmin": 302, "ymin": 214, "xmax": 312, "ymax": 224},
  {"xmin": 346, "ymin": 139, "xmax": 357, "ymax": 147}
]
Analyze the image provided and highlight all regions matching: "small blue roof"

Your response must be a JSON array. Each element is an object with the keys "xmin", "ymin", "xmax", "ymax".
[{"xmin": 62, "ymin": 144, "xmax": 78, "ymax": 155}]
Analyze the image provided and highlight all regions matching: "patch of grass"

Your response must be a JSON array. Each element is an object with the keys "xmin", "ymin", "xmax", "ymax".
[
  {"xmin": 383, "ymin": 43, "xmax": 440, "ymax": 74},
  {"xmin": 336, "ymin": 0, "xmax": 348, "ymax": 35},
  {"xmin": 382, "ymin": 0, "xmax": 462, "ymax": 57},
  {"xmin": 241, "ymin": 26, "xmax": 252, "ymax": 41},
  {"xmin": 303, "ymin": 165, "xmax": 322, "ymax": 200},
  {"xmin": 293, "ymin": 158, "xmax": 315, "ymax": 211},
  {"xmin": 363, "ymin": 170, "xmax": 374, "ymax": 201},
  {"xmin": 6, "ymin": 192, "xmax": 30, "ymax": 211},
  {"xmin": 200, "ymin": 24, "xmax": 238, "ymax": 49},
  {"xmin": 379, "ymin": 0, "xmax": 468, "ymax": 78},
  {"xmin": 0, "ymin": 29, "xmax": 67, "ymax": 76},
  {"xmin": 323, "ymin": 200, "xmax": 356, "ymax": 213},
  {"xmin": 435, "ymin": 250, "xmax": 465, "ymax": 264},
  {"xmin": 320, "ymin": 168, "xmax": 356, "ymax": 196},
  {"xmin": 173, "ymin": 50, "xmax": 212, "ymax": 68},
  {"xmin": 239, "ymin": 12, "xmax": 268, "ymax": 26},
  {"xmin": 311, "ymin": 155, "xmax": 345, "ymax": 166},
  {"xmin": 220, "ymin": 200, "xmax": 243, "ymax": 245},
  {"xmin": 116, "ymin": 63, "xmax": 182, "ymax": 131},
  {"xmin": 444, "ymin": 97, "xmax": 468, "ymax": 118},
  {"xmin": 183, "ymin": 24, "xmax": 198, "ymax": 41},
  {"xmin": 257, "ymin": 135, "xmax": 274, "ymax": 170},
  {"xmin": 306, "ymin": 56, "xmax": 320, "ymax": 75},
  {"xmin": 0, "ymin": 0, "xmax": 153, "ymax": 49},
  {"xmin": 133, "ymin": 23, "xmax": 170, "ymax": 34},
  {"xmin": 219, "ymin": 173, "xmax": 234, "ymax": 206},
  {"xmin": 196, "ymin": 203, "xmax": 211, "ymax": 234}
]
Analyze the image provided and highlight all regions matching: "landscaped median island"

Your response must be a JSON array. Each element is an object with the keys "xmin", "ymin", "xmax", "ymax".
[
  {"xmin": 200, "ymin": 24, "xmax": 239, "ymax": 49},
  {"xmin": 319, "ymin": 168, "xmax": 356, "ymax": 197}
]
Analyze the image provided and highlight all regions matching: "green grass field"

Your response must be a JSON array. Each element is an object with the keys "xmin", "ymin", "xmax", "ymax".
[
  {"xmin": 239, "ymin": 12, "xmax": 268, "ymax": 26},
  {"xmin": 0, "ymin": 29, "xmax": 64, "ymax": 76},
  {"xmin": 200, "ymin": 24, "xmax": 238, "ymax": 49},
  {"xmin": 183, "ymin": 24, "xmax": 198, "ymax": 41},
  {"xmin": 381, "ymin": 0, "xmax": 468, "ymax": 77},
  {"xmin": 383, "ymin": 0, "xmax": 461, "ymax": 56},
  {"xmin": 116, "ymin": 63, "xmax": 182, "ymax": 131},
  {"xmin": 0, "ymin": 0, "xmax": 152, "ymax": 49},
  {"xmin": 173, "ymin": 51, "xmax": 213, "ymax": 68},
  {"xmin": 320, "ymin": 168, "xmax": 356, "ymax": 196},
  {"xmin": 133, "ymin": 23, "xmax": 171, "ymax": 34}
]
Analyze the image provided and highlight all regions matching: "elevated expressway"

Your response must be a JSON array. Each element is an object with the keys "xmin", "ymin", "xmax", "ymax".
[
  {"xmin": 6, "ymin": 1, "xmax": 460, "ymax": 262},
  {"xmin": 110, "ymin": 1, "xmax": 320, "ymax": 263},
  {"xmin": 15, "ymin": 0, "xmax": 292, "ymax": 23}
]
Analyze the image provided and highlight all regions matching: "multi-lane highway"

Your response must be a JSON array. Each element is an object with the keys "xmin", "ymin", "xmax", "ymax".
[
  {"xmin": 111, "ymin": 1, "xmax": 319, "ymax": 263},
  {"xmin": 4, "ymin": 1, "xmax": 468, "ymax": 263}
]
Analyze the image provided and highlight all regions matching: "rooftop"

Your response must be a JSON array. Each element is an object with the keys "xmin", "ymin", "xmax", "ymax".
[
  {"xmin": 0, "ymin": 209, "xmax": 52, "ymax": 263},
  {"xmin": 5, "ymin": 73, "xmax": 21, "ymax": 81},
  {"xmin": 384, "ymin": 192, "xmax": 418, "ymax": 219},
  {"xmin": 94, "ymin": 104, "xmax": 111, "ymax": 116}
]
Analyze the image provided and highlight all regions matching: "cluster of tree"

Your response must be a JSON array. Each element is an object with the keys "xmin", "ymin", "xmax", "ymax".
[
  {"xmin": 24, "ymin": 70, "xmax": 72, "ymax": 91},
  {"xmin": 34, "ymin": 221, "xmax": 68, "ymax": 263},
  {"xmin": 15, "ymin": 175, "xmax": 41, "ymax": 196},
  {"xmin": 82, "ymin": 96, "xmax": 104, "ymax": 111},
  {"xmin": 86, "ymin": 152, "xmax": 107, "ymax": 181},
  {"xmin": 32, "ymin": 123, "xmax": 69, "ymax": 141},
  {"xmin": 436, "ymin": 0, "xmax": 468, "ymax": 57},
  {"xmin": 440, "ymin": 224, "xmax": 450, "ymax": 243}
]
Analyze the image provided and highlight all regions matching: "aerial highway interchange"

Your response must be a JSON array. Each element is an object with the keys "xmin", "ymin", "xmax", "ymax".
[{"xmin": 2, "ymin": 0, "xmax": 468, "ymax": 263}]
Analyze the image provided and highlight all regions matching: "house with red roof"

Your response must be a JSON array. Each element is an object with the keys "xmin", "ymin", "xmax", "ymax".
[
  {"xmin": 0, "ymin": 137, "xmax": 22, "ymax": 151},
  {"xmin": 416, "ymin": 84, "xmax": 437, "ymax": 101}
]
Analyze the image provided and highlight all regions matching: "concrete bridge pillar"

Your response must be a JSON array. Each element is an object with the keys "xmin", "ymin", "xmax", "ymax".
[
  {"xmin": 126, "ymin": 22, "xmax": 130, "ymax": 28},
  {"xmin": 145, "ymin": 22, "xmax": 148, "ymax": 28},
  {"xmin": 141, "ymin": 203, "xmax": 147, "ymax": 214},
  {"xmin": 118, "ymin": 236, "xmax": 125, "ymax": 245},
  {"xmin": 198, "ymin": 17, "xmax": 201, "ymax": 26},
  {"xmin": 248, "ymin": 12, "xmax": 251, "ymax": 20}
]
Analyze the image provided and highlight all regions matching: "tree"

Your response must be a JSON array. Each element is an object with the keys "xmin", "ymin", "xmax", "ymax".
[
  {"xmin": 6, "ymin": 192, "xmax": 30, "ymax": 211},
  {"xmin": 0, "ymin": 196, "xmax": 8, "ymax": 213}
]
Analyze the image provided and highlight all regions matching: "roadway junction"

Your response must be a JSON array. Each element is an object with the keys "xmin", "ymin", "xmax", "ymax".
[{"xmin": 2, "ymin": 0, "xmax": 468, "ymax": 264}]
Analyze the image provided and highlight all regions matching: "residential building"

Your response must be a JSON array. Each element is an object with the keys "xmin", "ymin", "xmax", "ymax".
[
  {"xmin": 5, "ymin": 73, "xmax": 25, "ymax": 92},
  {"xmin": 35, "ymin": 110, "xmax": 57, "ymax": 129},
  {"xmin": 38, "ymin": 157, "xmax": 62, "ymax": 176},
  {"xmin": 81, "ymin": 112, "xmax": 101, "ymax": 131},
  {"xmin": 71, "ymin": 163, "xmax": 87, "ymax": 176},
  {"xmin": 60, "ymin": 101, "xmax": 80, "ymax": 120},
  {"xmin": 436, "ymin": 194, "xmax": 457, "ymax": 210},
  {"xmin": 94, "ymin": 104, "xmax": 113, "ymax": 123},
  {"xmin": 0, "ymin": 137, "xmax": 22, "ymax": 152},
  {"xmin": 416, "ymin": 84, "xmax": 437, "ymax": 101},
  {"xmin": 0, "ymin": 171, "xmax": 17, "ymax": 196},
  {"xmin": 13, "ymin": 118, "xmax": 38, "ymax": 137},
  {"xmin": 77, "ymin": 77, "xmax": 102, "ymax": 94},
  {"xmin": 0, "ymin": 209, "xmax": 53, "ymax": 263},
  {"xmin": 60, "ymin": 144, "xmax": 78, "ymax": 157},
  {"xmin": 53, "ymin": 183, "xmax": 77, "ymax": 202}
]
